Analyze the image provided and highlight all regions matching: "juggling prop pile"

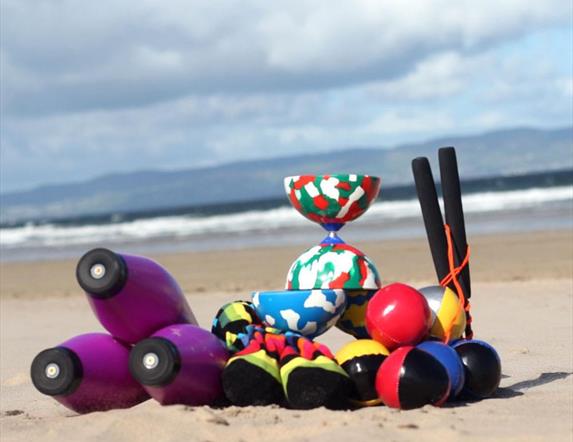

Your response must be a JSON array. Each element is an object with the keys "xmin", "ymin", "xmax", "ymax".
[
  {"xmin": 212, "ymin": 173, "xmax": 380, "ymax": 409},
  {"xmin": 31, "ymin": 147, "xmax": 501, "ymax": 413}
]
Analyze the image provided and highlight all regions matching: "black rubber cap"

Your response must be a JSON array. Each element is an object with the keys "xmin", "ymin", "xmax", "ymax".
[
  {"xmin": 76, "ymin": 248, "xmax": 127, "ymax": 299},
  {"xmin": 129, "ymin": 337, "xmax": 180, "ymax": 387},
  {"xmin": 31, "ymin": 347, "xmax": 83, "ymax": 396}
]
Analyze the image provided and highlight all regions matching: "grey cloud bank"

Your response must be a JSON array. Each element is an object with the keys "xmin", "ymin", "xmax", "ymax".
[
  {"xmin": 1, "ymin": 1, "xmax": 571, "ymax": 192},
  {"xmin": 2, "ymin": 1, "xmax": 567, "ymax": 115}
]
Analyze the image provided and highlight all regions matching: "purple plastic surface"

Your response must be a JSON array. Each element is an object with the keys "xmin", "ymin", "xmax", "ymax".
[
  {"xmin": 87, "ymin": 254, "xmax": 197, "ymax": 344},
  {"xmin": 144, "ymin": 324, "xmax": 228, "ymax": 406},
  {"xmin": 56, "ymin": 333, "xmax": 149, "ymax": 413}
]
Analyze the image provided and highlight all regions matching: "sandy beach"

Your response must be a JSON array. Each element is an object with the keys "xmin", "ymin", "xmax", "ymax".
[{"xmin": 1, "ymin": 230, "xmax": 572, "ymax": 441}]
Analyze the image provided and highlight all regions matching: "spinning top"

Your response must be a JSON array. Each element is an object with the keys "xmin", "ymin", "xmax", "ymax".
[
  {"xmin": 284, "ymin": 174, "xmax": 382, "ymax": 291},
  {"xmin": 31, "ymin": 333, "xmax": 149, "ymax": 414}
]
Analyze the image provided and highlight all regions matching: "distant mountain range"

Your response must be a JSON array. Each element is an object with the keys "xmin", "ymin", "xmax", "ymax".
[{"xmin": 1, "ymin": 127, "xmax": 571, "ymax": 224}]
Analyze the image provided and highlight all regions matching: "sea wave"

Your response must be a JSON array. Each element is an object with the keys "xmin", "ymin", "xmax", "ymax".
[{"xmin": 1, "ymin": 185, "xmax": 571, "ymax": 248}]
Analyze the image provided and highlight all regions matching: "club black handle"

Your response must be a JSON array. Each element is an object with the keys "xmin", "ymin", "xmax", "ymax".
[
  {"xmin": 438, "ymin": 147, "xmax": 471, "ymax": 298},
  {"xmin": 411, "ymin": 157, "xmax": 452, "ymax": 289}
]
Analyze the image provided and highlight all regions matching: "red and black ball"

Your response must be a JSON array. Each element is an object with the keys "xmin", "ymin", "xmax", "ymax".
[{"xmin": 375, "ymin": 346, "xmax": 450, "ymax": 410}]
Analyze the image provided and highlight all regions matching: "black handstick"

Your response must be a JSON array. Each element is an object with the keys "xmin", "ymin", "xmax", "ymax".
[
  {"xmin": 438, "ymin": 147, "xmax": 471, "ymax": 298},
  {"xmin": 411, "ymin": 157, "xmax": 452, "ymax": 290}
]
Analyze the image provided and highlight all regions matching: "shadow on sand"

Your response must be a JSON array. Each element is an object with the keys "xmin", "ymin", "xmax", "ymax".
[
  {"xmin": 495, "ymin": 371, "xmax": 572, "ymax": 399},
  {"xmin": 446, "ymin": 371, "xmax": 572, "ymax": 406}
]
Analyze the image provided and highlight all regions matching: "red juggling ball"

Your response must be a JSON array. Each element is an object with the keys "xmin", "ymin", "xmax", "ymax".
[{"xmin": 365, "ymin": 282, "xmax": 432, "ymax": 350}]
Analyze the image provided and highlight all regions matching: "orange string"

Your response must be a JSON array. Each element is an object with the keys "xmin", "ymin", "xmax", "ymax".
[{"xmin": 439, "ymin": 224, "xmax": 473, "ymax": 341}]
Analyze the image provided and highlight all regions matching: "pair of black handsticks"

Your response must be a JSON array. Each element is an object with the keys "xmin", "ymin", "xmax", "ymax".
[{"xmin": 412, "ymin": 147, "xmax": 471, "ymax": 300}]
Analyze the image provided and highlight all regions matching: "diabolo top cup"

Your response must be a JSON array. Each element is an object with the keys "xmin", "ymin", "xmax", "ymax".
[
  {"xmin": 284, "ymin": 174, "xmax": 381, "ymax": 235},
  {"xmin": 284, "ymin": 174, "xmax": 382, "ymax": 291}
]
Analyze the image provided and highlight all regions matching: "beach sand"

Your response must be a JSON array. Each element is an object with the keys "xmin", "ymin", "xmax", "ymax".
[{"xmin": 1, "ymin": 230, "xmax": 572, "ymax": 441}]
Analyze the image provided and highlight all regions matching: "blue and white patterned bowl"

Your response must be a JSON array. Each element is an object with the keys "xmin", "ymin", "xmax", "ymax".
[{"xmin": 252, "ymin": 289, "xmax": 347, "ymax": 339}]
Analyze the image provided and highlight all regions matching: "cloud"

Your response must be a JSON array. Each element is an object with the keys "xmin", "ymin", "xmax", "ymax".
[
  {"xmin": 1, "ymin": 0, "xmax": 569, "ymax": 116},
  {"xmin": 364, "ymin": 52, "xmax": 476, "ymax": 101},
  {"xmin": 0, "ymin": 1, "xmax": 571, "ymax": 192}
]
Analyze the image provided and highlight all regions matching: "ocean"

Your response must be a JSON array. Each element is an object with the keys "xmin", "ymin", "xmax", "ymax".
[{"xmin": 1, "ymin": 169, "xmax": 572, "ymax": 262}]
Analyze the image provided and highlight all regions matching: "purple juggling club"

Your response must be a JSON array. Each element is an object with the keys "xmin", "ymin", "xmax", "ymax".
[
  {"xmin": 129, "ymin": 324, "xmax": 229, "ymax": 406},
  {"xmin": 76, "ymin": 248, "xmax": 197, "ymax": 344},
  {"xmin": 31, "ymin": 333, "xmax": 149, "ymax": 414}
]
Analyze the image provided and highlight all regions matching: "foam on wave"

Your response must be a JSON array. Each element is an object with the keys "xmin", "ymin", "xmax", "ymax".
[{"xmin": 1, "ymin": 186, "xmax": 571, "ymax": 248}]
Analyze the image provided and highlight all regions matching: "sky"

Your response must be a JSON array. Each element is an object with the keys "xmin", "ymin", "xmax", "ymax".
[{"xmin": 1, "ymin": 1, "xmax": 572, "ymax": 193}]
